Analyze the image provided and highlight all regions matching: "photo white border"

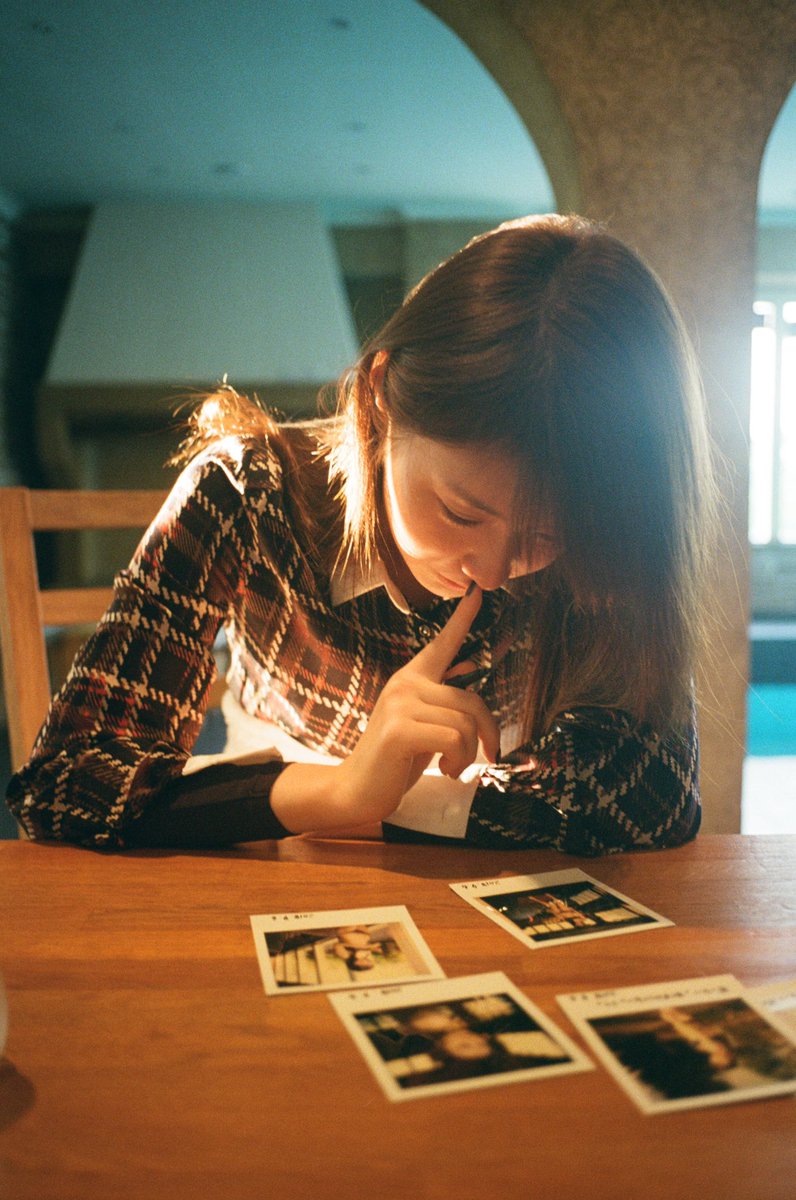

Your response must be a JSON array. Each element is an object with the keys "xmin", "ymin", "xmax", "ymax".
[
  {"xmin": 249, "ymin": 905, "xmax": 445, "ymax": 996},
  {"xmin": 748, "ymin": 977, "xmax": 796, "ymax": 1034},
  {"xmin": 450, "ymin": 869, "xmax": 672, "ymax": 949},
  {"xmin": 329, "ymin": 970, "xmax": 594, "ymax": 1102}
]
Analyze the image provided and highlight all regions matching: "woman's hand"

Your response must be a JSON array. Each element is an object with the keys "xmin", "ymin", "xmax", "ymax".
[
  {"xmin": 333, "ymin": 584, "xmax": 500, "ymax": 823},
  {"xmin": 270, "ymin": 585, "xmax": 500, "ymax": 833}
]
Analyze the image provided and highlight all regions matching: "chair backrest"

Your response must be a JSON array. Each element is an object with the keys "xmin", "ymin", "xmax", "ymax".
[{"xmin": 0, "ymin": 487, "xmax": 169, "ymax": 772}]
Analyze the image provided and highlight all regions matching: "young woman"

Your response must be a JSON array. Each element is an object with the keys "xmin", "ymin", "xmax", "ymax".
[{"xmin": 7, "ymin": 213, "xmax": 716, "ymax": 854}]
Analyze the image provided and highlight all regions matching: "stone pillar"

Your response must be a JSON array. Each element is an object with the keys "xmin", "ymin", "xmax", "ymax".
[{"xmin": 425, "ymin": 0, "xmax": 796, "ymax": 831}]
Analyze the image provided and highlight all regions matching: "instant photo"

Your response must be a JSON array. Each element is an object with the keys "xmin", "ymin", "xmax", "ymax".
[
  {"xmin": 250, "ymin": 906, "xmax": 444, "ymax": 996},
  {"xmin": 451, "ymin": 869, "xmax": 671, "ymax": 949},
  {"xmin": 558, "ymin": 974, "xmax": 796, "ymax": 1114},
  {"xmin": 329, "ymin": 971, "xmax": 593, "ymax": 1101}
]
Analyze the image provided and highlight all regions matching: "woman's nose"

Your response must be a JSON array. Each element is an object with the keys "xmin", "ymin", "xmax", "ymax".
[{"xmin": 461, "ymin": 540, "xmax": 512, "ymax": 592}]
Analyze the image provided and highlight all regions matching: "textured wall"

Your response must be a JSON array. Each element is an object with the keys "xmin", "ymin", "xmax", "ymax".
[{"xmin": 425, "ymin": 0, "xmax": 796, "ymax": 831}]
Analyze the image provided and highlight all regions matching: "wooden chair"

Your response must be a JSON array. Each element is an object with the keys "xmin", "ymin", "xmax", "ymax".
[{"xmin": 0, "ymin": 487, "xmax": 173, "ymax": 772}]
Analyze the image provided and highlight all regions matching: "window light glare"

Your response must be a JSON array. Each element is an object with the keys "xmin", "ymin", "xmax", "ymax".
[{"xmin": 778, "ymin": 333, "xmax": 796, "ymax": 543}]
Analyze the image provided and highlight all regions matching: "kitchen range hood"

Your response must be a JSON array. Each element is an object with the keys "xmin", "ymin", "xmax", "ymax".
[{"xmin": 46, "ymin": 200, "xmax": 358, "ymax": 390}]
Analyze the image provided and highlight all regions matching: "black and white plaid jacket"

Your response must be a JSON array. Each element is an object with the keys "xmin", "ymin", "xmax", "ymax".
[{"xmin": 7, "ymin": 433, "xmax": 700, "ymax": 854}]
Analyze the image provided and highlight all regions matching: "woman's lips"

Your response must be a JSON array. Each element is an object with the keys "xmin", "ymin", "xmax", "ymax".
[{"xmin": 438, "ymin": 574, "xmax": 467, "ymax": 593}]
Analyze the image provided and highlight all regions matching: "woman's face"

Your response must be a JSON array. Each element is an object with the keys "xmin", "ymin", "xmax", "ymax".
[
  {"xmin": 438, "ymin": 1029, "xmax": 493, "ymax": 1060},
  {"xmin": 407, "ymin": 1006, "xmax": 466, "ymax": 1034},
  {"xmin": 382, "ymin": 429, "xmax": 559, "ymax": 600}
]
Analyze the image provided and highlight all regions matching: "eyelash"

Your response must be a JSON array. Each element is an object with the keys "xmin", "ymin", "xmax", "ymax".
[{"xmin": 440, "ymin": 501, "xmax": 479, "ymax": 527}]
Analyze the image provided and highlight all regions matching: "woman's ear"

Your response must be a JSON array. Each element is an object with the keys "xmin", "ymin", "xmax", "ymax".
[{"xmin": 369, "ymin": 349, "xmax": 390, "ymax": 414}]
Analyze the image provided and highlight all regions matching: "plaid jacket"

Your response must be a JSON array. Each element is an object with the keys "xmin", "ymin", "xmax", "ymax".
[{"xmin": 7, "ymin": 434, "xmax": 700, "ymax": 853}]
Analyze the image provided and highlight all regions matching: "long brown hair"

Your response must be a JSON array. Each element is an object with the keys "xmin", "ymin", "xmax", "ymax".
[
  {"xmin": 171, "ymin": 384, "xmax": 338, "ymax": 565},
  {"xmin": 329, "ymin": 213, "xmax": 717, "ymax": 738}
]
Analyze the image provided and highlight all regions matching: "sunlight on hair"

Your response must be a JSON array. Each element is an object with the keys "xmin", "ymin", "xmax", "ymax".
[{"xmin": 199, "ymin": 397, "xmax": 222, "ymax": 427}]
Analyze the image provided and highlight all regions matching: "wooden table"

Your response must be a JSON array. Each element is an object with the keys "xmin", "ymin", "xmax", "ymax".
[{"xmin": 1, "ymin": 835, "xmax": 795, "ymax": 1200}]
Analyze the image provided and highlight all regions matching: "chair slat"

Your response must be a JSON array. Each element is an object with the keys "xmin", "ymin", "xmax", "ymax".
[
  {"xmin": 28, "ymin": 490, "xmax": 168, "ymax": 531},
  {"xmin": 0, "ymin": 487, "xmax": 169, "ymax": 778},
  {"xmin": 40, "ymin": 588, "xmax": 115, "ymax": 626},
  {"xmin": 0, "ymin": 489, "xmax": 52, "ymax": 768}
]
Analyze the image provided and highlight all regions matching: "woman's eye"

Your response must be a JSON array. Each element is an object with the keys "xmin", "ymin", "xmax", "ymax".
[{"xmin": 440, "ymin": 501, "xmax": 479, "ymax": 527}]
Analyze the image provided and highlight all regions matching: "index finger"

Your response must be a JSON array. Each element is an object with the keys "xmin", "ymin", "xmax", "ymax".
[{"xmin": 410, "ymin": 584, "xmax": 482, "ymax": 681}]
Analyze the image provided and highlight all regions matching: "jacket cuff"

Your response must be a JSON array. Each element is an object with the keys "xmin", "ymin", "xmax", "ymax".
[{"xmin": 123, "ymin": 758, "xmax": 292, "ymax": 847}]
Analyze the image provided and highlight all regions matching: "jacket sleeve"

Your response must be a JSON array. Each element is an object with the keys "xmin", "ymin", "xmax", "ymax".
[
  {"xmin": 462, "ymin": 706, "xmax": 701, "ymax": 855},
  {"xmin": 383, "ymin": 705, "xmax": 700, "ymax": 855},
  {"xmin": 5, "ymin": 447, "xmax": 291, "ymax": 849}
]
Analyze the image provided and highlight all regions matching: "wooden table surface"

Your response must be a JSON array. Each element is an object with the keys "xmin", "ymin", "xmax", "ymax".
[{"xmin": 1, "ymin": 834, "xmax": 795, "ymax": 1200}]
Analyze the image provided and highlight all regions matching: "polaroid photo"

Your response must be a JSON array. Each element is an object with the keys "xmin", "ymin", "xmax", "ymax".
[
  {"xmin": 249, "ymin": 905, "xmax": 444, "ymax": 996},
  {"xmin": 748, "ymin": 978, "xmax": 796, "ymax": 1036},
  {"xmin": 557, "ymin": 973, "xmax": 796, "ymax": 1114},
  {"xmin": 450, "ymin": 869, "xmax": 672, "ymax": 949},
  {"xmin": 328, "ymin": 970, "xmax": 594, "ymax": 1102}
]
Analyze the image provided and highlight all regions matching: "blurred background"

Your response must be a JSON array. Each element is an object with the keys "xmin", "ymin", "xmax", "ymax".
[{"xmin": 0, "ymin": 0, "xmax": 794, "ymax": 838}]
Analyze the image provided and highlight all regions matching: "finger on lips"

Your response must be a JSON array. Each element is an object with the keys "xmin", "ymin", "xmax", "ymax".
[{"xmin": 411, "ymin": 585, "xmax": 482, "ymax": 679}]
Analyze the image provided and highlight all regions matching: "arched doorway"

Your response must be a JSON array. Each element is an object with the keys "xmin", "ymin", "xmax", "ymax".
[{"xmin": 744, "ymin": 81, "xmax": 796, "ymax": 833}]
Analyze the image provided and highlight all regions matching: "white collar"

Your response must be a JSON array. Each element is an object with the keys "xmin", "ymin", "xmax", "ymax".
[
  {"xmin": 330, "ymin": 556, "xmax": 530, "ymax": 614},
  {"xmin": 329, "ymin": 554, "xmax": 412, "ymax": 614}
]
